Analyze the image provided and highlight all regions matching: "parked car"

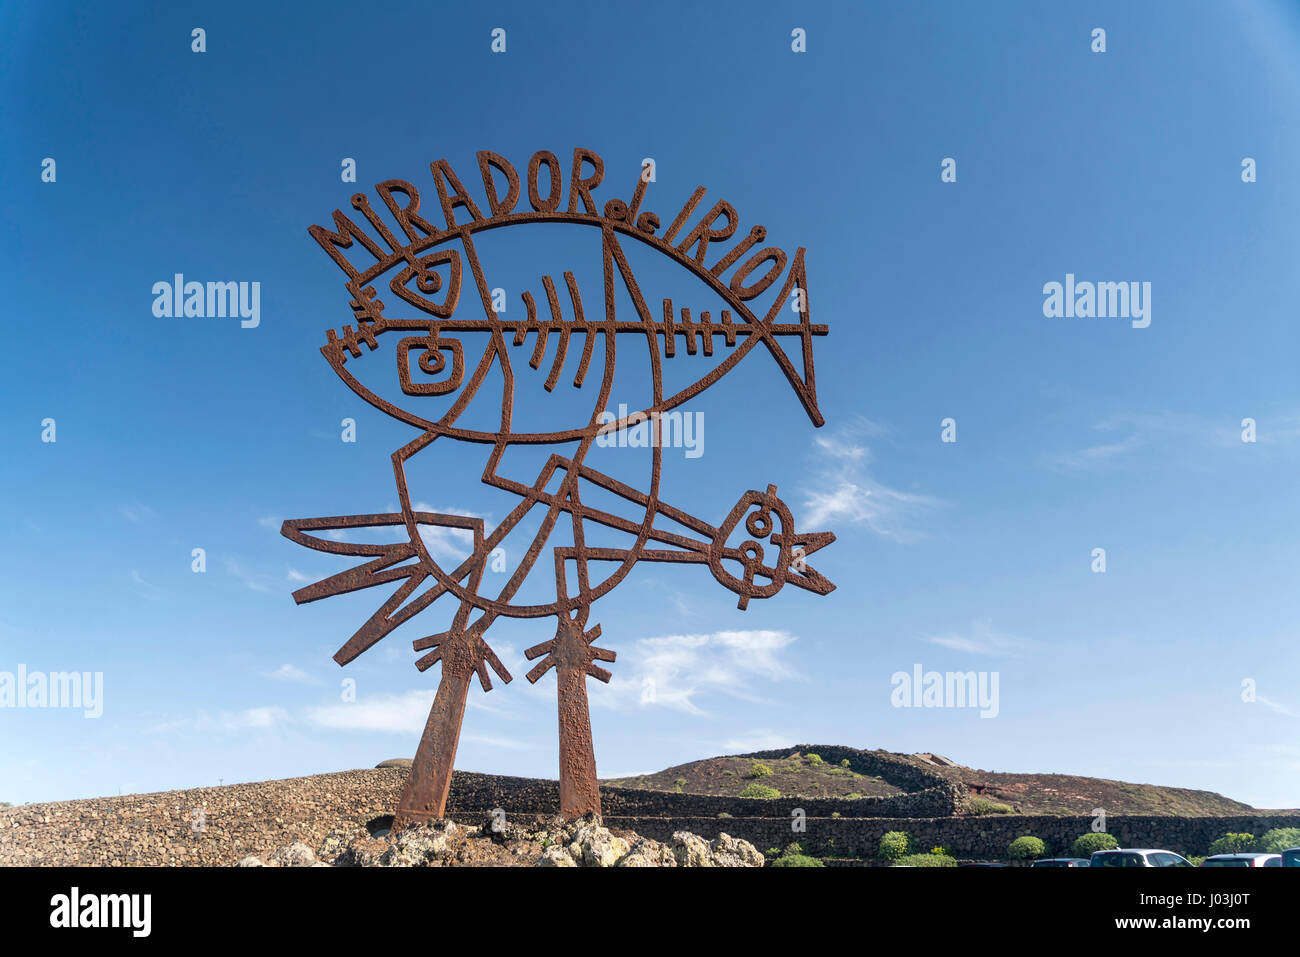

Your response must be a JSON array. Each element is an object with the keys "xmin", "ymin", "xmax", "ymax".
[
  {"xmin": 1090, "ymin": 849, "xmax": 1193, "ymax": 867},
  {"xmin": 1201, "ymin": 853, "xmax": 1281, "ymax": 867},
  {"xmin": 1032, "ymin": 858, "xmax": 1090, "ymax": 867},
  {"xmin": 1283, "ymin": 848, "xmax": 1300, "ymax": 868},
  {"xmin": 957, "ymin": 861, "xmax": 1008, "ymax": 867}
]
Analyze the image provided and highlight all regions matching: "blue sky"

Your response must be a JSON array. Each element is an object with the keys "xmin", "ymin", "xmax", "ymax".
[{"xmin": 3, "ymin": 0, "xmax": 1300, "ymax": 809}]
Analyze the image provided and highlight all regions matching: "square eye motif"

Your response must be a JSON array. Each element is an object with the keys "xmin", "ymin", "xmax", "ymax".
[
  {"xmin": 397, "ymin": 335, "xmax": 464, "ymax": 395},
  {"xmin": 390, "ymin": 249, "xmax": 462, "ymax": 317}
]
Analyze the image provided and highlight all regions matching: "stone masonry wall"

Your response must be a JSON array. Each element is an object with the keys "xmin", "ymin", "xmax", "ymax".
[
  {"xmin": 3, "ymin": 766, "xmax": 1293, "ymax": 866},
  {"xmin": 605, "ymin": 813, "xmax": 1300, "ymax": 861}
]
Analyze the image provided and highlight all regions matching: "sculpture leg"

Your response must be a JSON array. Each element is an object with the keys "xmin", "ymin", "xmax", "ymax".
[
  {"xmin": 552, "ymin": 619, "xmax": 601, "ymax": 818},
  {"xmin": 556, "ymin": 653, "xmax": 601, "ymax": 818},
  {"xmin": 394, "ymin": 662, "xmax": 472, "ymax": 827}
]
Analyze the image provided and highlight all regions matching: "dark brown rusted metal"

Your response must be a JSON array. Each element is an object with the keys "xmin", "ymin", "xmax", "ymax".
[{"xmin": 284, "ymin": 148, "xmax": 837, "ymax": 824}]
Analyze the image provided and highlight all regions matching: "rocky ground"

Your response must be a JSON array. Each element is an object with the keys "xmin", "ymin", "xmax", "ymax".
[
  {"xmin": 0, "ymin": 768, "xmax": 406, "ymax": 866},
  {"xmin": 235, "ymin": 811, "xmax": 765, "ymax": 868}
]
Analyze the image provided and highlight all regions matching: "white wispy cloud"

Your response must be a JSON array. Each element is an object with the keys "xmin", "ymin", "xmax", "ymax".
[
  {"xmin": 119, "ymin": 504, "xmax": 156, "ymax": 523},
  {"xmin": 721, "ymin": 730, "xmax": 796, "ymax": 752},
  {"xmin": 287, "ymin": 568, "xmax": 310, "ymax": 583},
  {"xmin": 1046, "ymin": 409, "xmax": 1300, "ymax": 472},
  {"xmin": 151, "ymin": 706, "xmax": 292, "ymax": 734},
  {"xmin": 257, "ymin": 515, "xmax": 281, "ymax": 530},
  {"xmin": 799, "ymin": 418, "xmax": 942, "ymax": 543},
  {"xmin": 225, "ymin": 558, "xmax": 273, "ymax": 594},
  {"xmin": 589, "ymin": 629, "xmax": 803, "ymax": 716},
  {"xmin": 411, "ymin": 502, "xmax": 484, "ymax": 564},
  {"xmin": 304, "ymin": 689, "xmax": 434, "ymax": 733},
  {"xmin": 130, "ymin": 569, "xmax": 164, "ymax": 600},
  {"xmin": 921, "ymin": 620, "xmax": 1029, "ymax": 657},
  {"xmin": 302, "ymin": 690, "xmax": 528, "ymax": 749},
  {"xmin": 1257, "ymin": 695, "xmax": 1299, "ymax": 719},
  {"xmin": 263, "ymin": 663, "xmax": 324, "ymax": 686}
]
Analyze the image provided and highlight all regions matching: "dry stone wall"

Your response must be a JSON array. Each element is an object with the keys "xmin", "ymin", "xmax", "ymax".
[{"xmin": 3, "ymin": 764, "xmax": 1292, "ymax": 866}]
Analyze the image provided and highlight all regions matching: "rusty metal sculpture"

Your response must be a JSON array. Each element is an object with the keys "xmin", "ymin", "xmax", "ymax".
[{"xmin": 284, "ymin": 148, "xmax": 836, "ymax": 826}]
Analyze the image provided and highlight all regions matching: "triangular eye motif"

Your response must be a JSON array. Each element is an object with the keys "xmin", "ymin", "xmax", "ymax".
[
  {"xmin": 756, "ymin": 247, "xmax": 824, "ymax": 427},
  {"xmin": 390, "ymin": 249, "xmax": 462, "ymax": 317}
]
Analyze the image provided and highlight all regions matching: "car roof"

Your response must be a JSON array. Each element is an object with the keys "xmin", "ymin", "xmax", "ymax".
[
  {"xmin": 1205, "ymin": 853, "xmax": 1277, "ymax": 859},
  {"xmin": 1094, "ymin": 848, "xmax": 1167, "ymax": 854}
]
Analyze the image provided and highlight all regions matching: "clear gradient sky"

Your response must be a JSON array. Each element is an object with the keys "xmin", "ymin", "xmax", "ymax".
[{"xmin": 3, "ymin": 0, "xmax": 1299, "ymax": 808}]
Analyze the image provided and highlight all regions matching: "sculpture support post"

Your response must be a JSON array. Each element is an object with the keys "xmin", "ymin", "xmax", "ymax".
[
  {"xmin": 554, "ymin": 622, "xmax": 601, "ymax": 818},
  {"xmin": 556, "ymin": 660, "xmax": 600, "ymax": 818},
  {"xmin": 394, "ymin": 650, "xmax": 473, "ymax": 826}
]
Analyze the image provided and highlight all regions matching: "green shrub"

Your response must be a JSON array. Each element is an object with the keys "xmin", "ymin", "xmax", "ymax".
[
  {"xmin": 840, "ymin": 758, "xmax": 850, "ymax": 768},
  {"xmin": 784, "ymin": 841, "xmax": 805, "ymax": 856},
  {"xmin": 895, "ymin": 853, "xmax": 957, "ymax": 867},
  {"xmin": 1257, "ymin": 828, "xmax": 1300, "ymax": 853},
  {"xmin": 747, "ymin": 761, "xmax": 774, "ymax": 779},
  {"xmin": 930, "ymin": 845, "xmax": 951, "ymax": 857},
  {"xmin": 716, "ymin": 812, "xmax": 731, "ymax": 819},
  {"xmin": 769, "ymin": 854, "xmax": 824, "ymax": 867},
  {"xmin": 1008, "ymin": 836, "xmax": 1046, "ymax": 861},
  {"xmin": 1188, "ymin": 856, "xmax": 1206, "ymax": 867},
  {"xmin": 1072, "ymin": 832, "xmax": 1119, "ymax": 858},
  {"xmin": 806, "ymin": 753, "xmax": 824, "ymax": 765},
  {"xmin": 878, "ymin": 830, "xmax": 911, "ymax": 861},
  {"xmin": 968, "ymin": 797, "xmax": 1015, "ymax": 815},
  {"xmin": 1208, "ymin": 833, "xmax": 1256, "ymax": 856},
  {"xmin": 739, "ymin": 782, "xmax": 780, "ymax": 799}
]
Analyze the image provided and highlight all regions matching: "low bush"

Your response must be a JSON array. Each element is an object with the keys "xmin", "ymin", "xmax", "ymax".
[
  {"xmin": 878, "ymin": 830, "xmax": 911, "ymax": 861},
  {"xmin": 746, "ymin": 761, "xmax": 774, "ymax": 779},
  {"xmin": 1008, "ymin": 836, "xmax": 1046, "ymax": 861},
  {"xmin": 968, "ymin": 797, "xmax": 1015, "ymax": 815},
  {"xmin": 895, "ymin": 853, "xmax": 957, "ymax": 867},
  {"xmin": 739, "ymin": 782, "xmax": 780, "ymax": 799},
  {"xmin": 1072, "ymin": 832, "xmax": 1119, "ymax": 858},
  {"xmin": 806, "ymin": 753, "xmax": 824, "ymax": 765},
  {"xmin": 1208, "ymin": 833, "xmax": 1256, "ymax": 856},
  {"xmin": 769, "ymin": 853, "xmax": 824, "ymax": 867},
  {"xmin": 1257, "ymin": 828, "xmax": 1300, "ymax": 853}
]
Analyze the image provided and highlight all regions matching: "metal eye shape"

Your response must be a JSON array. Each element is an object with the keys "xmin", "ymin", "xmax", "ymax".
[
  {"xmin": 398, "ymin": 335, "xmax": 464, "ymax": 396},
  {"xmin": 390, "ymin": 249, "xmax": 461, "ymax": 317}
]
